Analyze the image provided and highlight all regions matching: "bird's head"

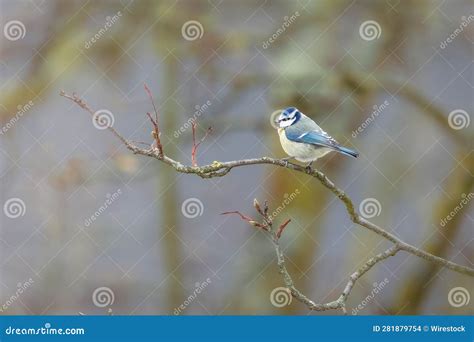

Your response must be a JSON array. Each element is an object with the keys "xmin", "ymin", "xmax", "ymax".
[{"xmin": 277, "ymin": 107, "xmax": 301, "ymax": 128}]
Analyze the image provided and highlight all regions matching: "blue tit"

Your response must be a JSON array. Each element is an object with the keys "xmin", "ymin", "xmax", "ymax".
[{"xmin": 275, "ymin": 107, "xmax": 358, "ymax": 168}]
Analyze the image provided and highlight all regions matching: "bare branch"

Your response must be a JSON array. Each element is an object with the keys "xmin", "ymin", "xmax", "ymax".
[
  {"xmin": 60, "ymin": 90, "xmax": 474, "ymax": 278},
  {"xmin": 59, "ymin": 91, "xmax": 134, "ymax": 150},
  {"xmin": 224, "ymin": 199, "xmax": 401, "ymax": 313},
  {"xmin": 144, "ymin": 84, "xmax": 164, "ymax": 156},
  {"xmin": 191, "ymin": 122, "xmax": 212, "ymax": 167}
]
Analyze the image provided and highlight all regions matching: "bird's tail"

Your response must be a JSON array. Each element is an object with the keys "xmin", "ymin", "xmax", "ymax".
[{"xmin": 336, "ymin": 146, "xmax": 359, "ymax": 158}]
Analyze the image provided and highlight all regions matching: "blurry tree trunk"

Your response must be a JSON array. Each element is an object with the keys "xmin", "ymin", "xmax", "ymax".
[
  {"xmin": 157, "ymin": 56, "xmax": 184, "ymax": 311},
  {"xmin": 390, "ymin": 153, "xmax": 474, "ymax": 314}
]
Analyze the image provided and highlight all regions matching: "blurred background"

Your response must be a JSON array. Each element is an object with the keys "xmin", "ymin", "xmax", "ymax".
[{"xmin": 0, "ymin": 0, "xmax": 472, "ymax": 315}]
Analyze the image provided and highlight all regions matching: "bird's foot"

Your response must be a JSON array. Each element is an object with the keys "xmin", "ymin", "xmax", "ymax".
[{"xmin": 281, "ymin": 157, "xmax": 293, "ymax": 168}]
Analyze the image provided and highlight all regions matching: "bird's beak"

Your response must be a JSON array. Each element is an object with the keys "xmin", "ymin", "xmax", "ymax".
[{"xmin": 275, "ymin": 115, "xmax": 283, "ymax": 126}]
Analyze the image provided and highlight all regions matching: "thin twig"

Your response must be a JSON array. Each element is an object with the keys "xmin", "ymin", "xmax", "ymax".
[
  {"xmin": 225, "ymin": 199, "xmax": 401, "ymax": 312},
  {"xmin": 144, "ymin": 84, "xmax": 163, "ymax": 156},
  {"xmin": 221, "ymin": 211, "xmax": 269, "ymax": 231},
  {"xmin": 191, "ymin": 122, "xmax": 212, "ymax": 167}
]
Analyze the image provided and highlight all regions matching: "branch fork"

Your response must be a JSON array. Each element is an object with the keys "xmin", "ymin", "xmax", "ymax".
[
  {"xmin": 144, "ymin": 84, "xmax": 164, "ymax": 157},
  {"xmin": 223, "ymin": 199, "xmax": 401, "ymax": 313}
]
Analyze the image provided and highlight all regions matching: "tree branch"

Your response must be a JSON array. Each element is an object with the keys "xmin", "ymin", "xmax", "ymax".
[
  {"xmin": 191, "ymin": 122, "xmax": 212, "ymax": 167},
  {"xmin": 144, "ymin": 84, "xmax": 164, "ymax": 156},
  {"xmin": 59, "ymin": 90, "xmax": 474, "ymax": 281},
  {"xmin": 224, "ymin": 199, "xmax": 401, "ymax": 313}
]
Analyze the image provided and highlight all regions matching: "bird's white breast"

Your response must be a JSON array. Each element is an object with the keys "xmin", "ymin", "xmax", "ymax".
[{"xmin": 278, "ymin": 128, "xmax": 332, "ymax": 162}]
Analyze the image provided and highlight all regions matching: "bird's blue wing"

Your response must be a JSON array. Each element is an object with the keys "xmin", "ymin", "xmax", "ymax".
[
  {"xmin": 285, "ymin": 125, "xmax": 337, "ymax": 147},
  {"xmin": 285, "ymin": 127, "xmax": 359, "ymax": 158}
]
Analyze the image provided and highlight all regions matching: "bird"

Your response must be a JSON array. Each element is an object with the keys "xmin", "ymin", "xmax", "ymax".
[{"xmin": 275, "ymin": 107, "xmax": 358, "ymax": 169}]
